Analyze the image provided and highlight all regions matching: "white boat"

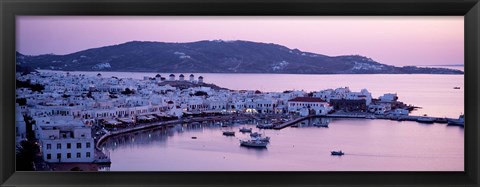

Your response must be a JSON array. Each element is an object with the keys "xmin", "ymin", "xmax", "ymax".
[
  {"xmin": 448, "ymin": 115, "xmax": 464, "ymax": 127},
  {"xmin": 253, "ymin": 136, "xmax": 270, "ymax": 143},
  {"xmin": 240, "ymin": 139, "xmax": 268, "ymax": 148},
  {"xmin": 239, "ymin": 127, "xmax": 252, "ymax": 133},
  {"xmin": 417, "ymin": 115, "xmax": 435, "ymax": 123}
]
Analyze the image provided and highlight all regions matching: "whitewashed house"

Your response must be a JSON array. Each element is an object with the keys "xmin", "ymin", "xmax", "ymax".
[
  {"xmin": 38, "ymin": 125, "xmax": 95, "ymax": 163},
  {"xmin": 379, "ymin": 93, "xmax": 398, "ymax": 102},
  {"xmin": 287, "ymin": 97, "xmax": 332, "ymax": 116},
  {"xmin": 16, "ymin": 106, "xmax": 27, "ymax": 144}
]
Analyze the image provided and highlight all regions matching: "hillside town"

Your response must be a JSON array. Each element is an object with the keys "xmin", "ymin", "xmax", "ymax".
[{"xmin": 15, "ymin": 71, "xmax": 417, "ymax": 170}]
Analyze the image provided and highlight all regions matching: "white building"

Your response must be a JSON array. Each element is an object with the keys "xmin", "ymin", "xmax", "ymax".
[
  {"xmin": 287, "ymin": 97, "xmax": 332, "ymax": 116},
  {"xmin": 392, "ymin": 108, "xmax": 409, "ymax": 116},
  {"xmin": 345, "ymin": 89, "xmax": 373, "ymax": 105},
  {"xmin": 169, "ymin": 74, "xmax": 175, "ymax": 81},
  {"xmin": 368, "ymin": 104, "xmax": 392, "ymax": 114},
  {"xmin": 379, "ymin": 93, "xmax": 398, "ymax": 102},
  {"xmin": 16, "ymin": 106, "xmax": 27, "ymax": 144},
  {"xmin": 198, "ymin": 76, "xmax": 204, "ymax": 83},
  {"xmin": 179, "ymin": 74, "xmax": 185, "ymax": 81},
  {"xmin": 38, "ymin": 125, "xmax": 95, "ymax": 163}
]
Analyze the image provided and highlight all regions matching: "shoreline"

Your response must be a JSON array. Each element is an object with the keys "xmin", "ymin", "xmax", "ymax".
[{"xmin": 95, "ymin": 112, "xmax": 460, "ymax": 151}]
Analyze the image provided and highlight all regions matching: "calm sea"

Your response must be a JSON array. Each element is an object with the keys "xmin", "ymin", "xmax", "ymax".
[
  {"xmin": 100, "ymin": 119, "xmax": 464, "ymax": 171},
  {"xmin": 39, "ymin": 70, "xmax": 464, "ymax": 171}
]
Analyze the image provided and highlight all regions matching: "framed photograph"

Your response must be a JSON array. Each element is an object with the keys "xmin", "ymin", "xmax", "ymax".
[{"xmin": 1, "ymin": 0, "xmax": 479, "ymax": 186}]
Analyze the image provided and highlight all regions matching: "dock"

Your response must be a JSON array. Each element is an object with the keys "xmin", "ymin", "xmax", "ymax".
[
  {"xmin": 271, "ymin": 113, "xmax": 457, "ymax": 130},
  {"xmin": 273, "ymin": 116, "xmax": 311, "ymax": 129}
]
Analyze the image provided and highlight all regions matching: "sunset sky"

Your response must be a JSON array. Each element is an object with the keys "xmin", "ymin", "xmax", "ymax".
[{"xmin": 16, "ymin": 16, "xmax": 464, "ymax": 67}]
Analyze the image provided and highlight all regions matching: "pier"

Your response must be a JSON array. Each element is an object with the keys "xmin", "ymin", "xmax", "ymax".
[
  {"xmin": 272, "ymin": 113, "xmax": 458, "ymax": 130},
  {"xmin": 273, "ymin": 116, "xmax": 310, "ymax": 129}
]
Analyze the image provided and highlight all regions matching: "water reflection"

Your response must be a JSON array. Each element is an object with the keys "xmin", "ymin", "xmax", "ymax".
[
  {"xmin": 101, "ymin": 119, "xmax": 261, "ymax": 150},
  {"xmin": 101, "ymin": 118, "xmax": 463, "ymax": 171}
]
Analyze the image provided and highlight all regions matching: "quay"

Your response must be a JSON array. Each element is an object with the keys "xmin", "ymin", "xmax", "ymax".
[
  {"xmin": 272, "ymin": 113, "xmax": 458, "ymax": 130},
  {"xmin": 273, "ymin": 116, "xmax": 310, "ymax": 129},
  {"xmin": 95, "ymin": 114, "xmax": 255, "ymax": 150}
]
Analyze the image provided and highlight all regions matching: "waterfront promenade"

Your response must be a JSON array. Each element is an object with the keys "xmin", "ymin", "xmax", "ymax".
[
  {"xmin": 95, "ymin": 112, "xmax": 459, "ymax": 150},
  {"xmin": 95, "ymin": 114, "xmax": 256, "ymax": 150}
]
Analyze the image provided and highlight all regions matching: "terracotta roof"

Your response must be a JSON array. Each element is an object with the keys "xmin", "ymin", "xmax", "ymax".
[{"xmin": 288, "ymin": 97, "xmax": 326, "ymax": 102}]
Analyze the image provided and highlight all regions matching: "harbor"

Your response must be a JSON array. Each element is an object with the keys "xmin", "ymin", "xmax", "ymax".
[
  {"xmin": 98, "ymin": 116, "xmax": 464, "ymax": 171},
  {"xmin": 15, "ymin": 71, "xmax": 464, "ymax": 171}
]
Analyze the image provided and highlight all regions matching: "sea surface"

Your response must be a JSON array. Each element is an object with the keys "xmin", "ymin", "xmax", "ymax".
[
  {"xmin": 100, "ymin": 119, "xmax": 464, "ymax": 171},
  {"xmin": 39, "ymin": 70, "xmax": 464, "ymax": 171}
]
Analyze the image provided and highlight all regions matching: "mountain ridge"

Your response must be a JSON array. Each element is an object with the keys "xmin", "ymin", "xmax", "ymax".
[{"xmin": 16, "ymin": 40, "xmax": 463, "ymax": 74}]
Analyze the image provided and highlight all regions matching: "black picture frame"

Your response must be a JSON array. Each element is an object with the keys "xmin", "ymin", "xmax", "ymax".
[{"xmin": 1, "ymin": 0, "xmax": 479, "ymax": 186}]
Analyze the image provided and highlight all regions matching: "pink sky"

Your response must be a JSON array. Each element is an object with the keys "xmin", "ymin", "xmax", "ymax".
[{"xmin": 16, "ymin": 16, "xmax": 463, "ymax": 66}]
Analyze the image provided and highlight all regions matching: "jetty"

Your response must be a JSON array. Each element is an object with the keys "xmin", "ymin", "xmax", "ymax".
[
  {"xmin": 271, "ymin": 113, "xmax": 458, "ymax": 130},
  {"xmin": 273, "ymin": 116, "xmax": 310, "ymax": 129}
]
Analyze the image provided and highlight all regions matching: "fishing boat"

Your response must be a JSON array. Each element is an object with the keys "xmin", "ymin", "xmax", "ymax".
[
  {"xmin": 448, "ymin": 114, "xmax": 464, "ymax": 127},
  {"xmin": 239, "ymin": 127, "xmax": 252, "ymax": 133},
  {"xmin": 222, "ymin": 131, "xmax": 235, "ymax": 136},
  {"xmin": 254, "ymin": 136, "xmax": 270, "ymax": 143},
  {"xmin": 331, "ymin": 150, "xmax": 345, "ymax": 156},
  {"xmin": 250, "ymin": 132, "xmax": 261, "ymax": 137},
  {"xmin": 453, "ymin": 86, "xmax": 461, "ymax": 89},
  {"xmin": 240, "ymin": 139, "xmax": 268, "ymax": 148}
]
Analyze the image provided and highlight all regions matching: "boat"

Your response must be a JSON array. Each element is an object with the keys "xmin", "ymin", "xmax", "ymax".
[
  {"xmin": 448, "ymin": 114, "xmax": 464, "ymax": 127},
  {"xmin": 239, "ymin": 127, "xmax": 252, "ymax": 133},
  {"xmin": 417, "ymin": 114, "xmax": 434, "ymax": 123},
  {"xmin": 222, "ymin": 131, "xmax": 235, "ymax": 136},
  {"xmin": 191, "ymin": 136, "xmax": 197, "ymax": 139},
  {"xmin": 453, "ymin": 86, "xmax": 461, "ymax": 89},
  {"xmin": 249, "ymin": 133, "xmax": 270, "ymax": 142},
  {"xmin": 239, "ymin": 139, "xmax": 268, "ymax": 148},
  {"xmin": 250, "ymin": 132, "xmax": 261, "ymax": 137},
  {"xmin": 253, "ymin": 136, "xmax": 270, "ymax": 143},
  {"xmin": 331, "ymin": 150, "xmax": 345, "ymax": 156}
]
